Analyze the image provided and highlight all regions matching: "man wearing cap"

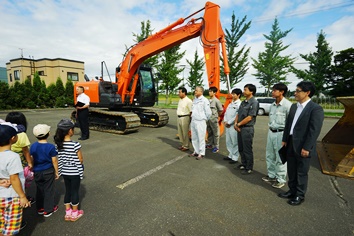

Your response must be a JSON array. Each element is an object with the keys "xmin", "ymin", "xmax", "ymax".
[
  {"xmin": 30, "ymin": 124, "xmax": 59, "ymax": 217},
  {"xmin": 75, "ymin": 86, "xmax": 90, "ymax": 140}
]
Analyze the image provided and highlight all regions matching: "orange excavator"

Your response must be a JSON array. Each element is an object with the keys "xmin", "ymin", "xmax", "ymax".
[{"xmin": 73, "ymin": 1, "xmax": 232, "ymax": 134}]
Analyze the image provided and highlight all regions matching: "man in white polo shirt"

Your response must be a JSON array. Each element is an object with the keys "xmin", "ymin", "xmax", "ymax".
[{"xmin": 75, "ymin": 86, "xmax": 90, "ymax": 140}]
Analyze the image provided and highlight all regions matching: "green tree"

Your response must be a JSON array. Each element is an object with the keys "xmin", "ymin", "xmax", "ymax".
[
  {"xmin": 252, "ymin": 18, "xmax": 295, "ymax": 96},
  {"xmin": 327, "ymin": 47, "xmax": 354, "ymax": 97},
  {"xmin": 0, "ymin": 82, "xmax": 10, "ymax": 109},
  {"xmin": 131, "ymin": 20, "xmax": 159, "ymax": 68},
  {"xmin": 46, "ymin": 83, "xmax": 57, "ymax": 107},
  {"xmin": 65, "ymin": 79, "xmax": 74, "ymax": 106},
  {"xmin": 222, "ymin": 14, "xmax": 251, "ymax": 88},
  {"xmin": 292, "ymin": 30, "xmax": 333, "ymax": 96},
  {"xmin": 156, "ymin": 45, "xmax": 185, "ymax": 104},
  {"xmin": 185, "ymin": 49, "xmax": 205, "ymax": 90}
]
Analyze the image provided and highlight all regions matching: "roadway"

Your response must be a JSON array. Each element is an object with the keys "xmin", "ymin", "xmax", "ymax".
[{"xmin": 1, "ymin": 109, "xmax": 352, "ymax": 236}]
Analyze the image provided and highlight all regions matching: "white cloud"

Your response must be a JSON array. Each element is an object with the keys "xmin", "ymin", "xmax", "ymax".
[{"xmin": 1, "ymin": 0, "xmax": 353, "ymax": 92}]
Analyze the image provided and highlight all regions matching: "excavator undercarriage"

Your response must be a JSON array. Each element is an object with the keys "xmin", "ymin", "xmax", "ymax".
[
  {"xmin": 317, "ymin": 97, "xmax": 354, "ymax": 179},
  {"xmin": 71, "ymin": 107, "xmax": 169, "ymax": 135}
]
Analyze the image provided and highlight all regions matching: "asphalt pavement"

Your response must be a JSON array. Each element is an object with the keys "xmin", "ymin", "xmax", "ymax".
[{"xmin": 1, "ymin": 108, "xmax": 353, "ymax": 236}]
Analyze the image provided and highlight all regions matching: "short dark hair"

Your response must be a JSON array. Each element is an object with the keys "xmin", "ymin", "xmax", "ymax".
[
  {"xmin": 78, "ymin": 86, "xmax": 85, "ymax": 92},
  {"xmin": 36, "ymin": 133, "xmax": 49, "ymax": 140},
  {"xmin": 297, "ymin": 81, "xmax": 316, "ymax": 98},
  {"xmin": 178, "ymin": 87, "xmax": 187, "ymax": 94},
  {"xmin": 244, "ymin": 84, "xmax": 256, "ymax": 95},
  {"xmin": 231, "ymin": 88, "xmax": 242, "ymax": 97},
  {"xmin": 272, "ymin": 83, "xmax": 288, "ymax": 95},
  {"xmin": 209, "ymin": 86, "xmax": 218, "ymax": 93},
  {"xmin": 5, "ymin": 112, "xmax": 28, "ymax": 132}
]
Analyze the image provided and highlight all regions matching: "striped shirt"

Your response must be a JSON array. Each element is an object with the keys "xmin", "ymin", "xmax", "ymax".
[{"xmin": 57, "ymin": 141, "xmax": 84, "ymax": 179}]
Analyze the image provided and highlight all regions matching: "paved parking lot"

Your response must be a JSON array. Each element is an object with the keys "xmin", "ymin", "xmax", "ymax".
[{"xmin": 1, "ymin": 108, "xmax": 353, "ymax": 236}]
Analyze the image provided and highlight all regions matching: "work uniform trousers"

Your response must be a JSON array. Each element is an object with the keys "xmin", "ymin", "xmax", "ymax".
[
  {"xmin": 77, "ymin": 108, "xmax": 89, "ymax": 139},
  {"xmin": 177, "ymin": 116, "xmax": 191, "ymax": 149},
  {"xmin": 34, "ymin": 167, "xmax": 55, "ymax": 212},
  {"xmin": 286, "ymin": 136, "xmax": 311, "ymax": 199},
  {"xmin": 237, "ymin": 126, "xmax": 254, "ymax": 170},
  {"xmin": 266, "ymin": 131, "xmax": 287, "ymax": 183},
  {"xmin": 191, "ymin": 119, "xmax": 207, "ymax": 156},
  {"xmin": 225, "ymin": 125, "xmax": 239, "ymax": 161},
  {"xmin": 207, "ymin": 118, "xmax": 220, "ymax": 148}
]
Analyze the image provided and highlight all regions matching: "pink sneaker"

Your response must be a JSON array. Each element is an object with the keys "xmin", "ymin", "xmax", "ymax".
[
  {"xmin": 65, "ymin": 209, "xmax": 72, "ymax": 221},
  {"xmin": 71, "ymin": 210, "xmax": 84, "ymax": 222}
]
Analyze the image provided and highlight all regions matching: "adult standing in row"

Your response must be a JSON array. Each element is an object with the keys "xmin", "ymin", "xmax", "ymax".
[
  {"xmin": 177, "ymin": 87, "xmax": 192, "ymax": 151},
  {"xmin": 223, "ymin": 88, "xmax": 242, "ymax": 164},
  {"xmin": 262, "ymin": 83, "xmax": 292, "ymax": 188},
  {"xmin": 279, "ymin": 81, "xmax": 324, "ymax": 206},
  {"xmin": 206, "ymin": 86, "xmax": 223, "ymax": 153},
  {"xmin": 75, "ymin": 86, "xmax": 90, "ymax": 141},
  {"xmin": 234, "ymin": 84, "xmax": 259, "ymax": 174},
  {"xmin": 190, "ymin": 86, "xmax": 211, "ymax": 160}
]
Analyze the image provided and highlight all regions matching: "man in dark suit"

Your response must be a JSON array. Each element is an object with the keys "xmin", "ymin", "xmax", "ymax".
[{"xmin": 278, "ymin": 81, "xmax": 324, "ymax": 206}]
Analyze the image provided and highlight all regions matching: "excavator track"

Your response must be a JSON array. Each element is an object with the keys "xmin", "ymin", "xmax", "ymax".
[
  {"xmin": 133, "ymin": 108, "xmax": 169, "ymax": 128},
  {"xmin": 88, "ymin": 108, "xmax": 141, "ymax": 135}
]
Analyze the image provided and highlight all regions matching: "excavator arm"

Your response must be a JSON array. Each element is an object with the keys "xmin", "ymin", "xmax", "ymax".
[{"xmin": 117, "ymin": 1, "xmax": 231, "ymax": 105}]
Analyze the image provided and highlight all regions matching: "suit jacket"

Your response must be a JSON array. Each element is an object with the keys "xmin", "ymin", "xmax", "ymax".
[{"xmin": 282, "ymin": 100, "xmax": 324, "ymax": 158}]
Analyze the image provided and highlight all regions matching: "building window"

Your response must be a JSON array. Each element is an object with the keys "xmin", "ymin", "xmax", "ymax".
[
  {"xmin": 38, "ymin": 71, "xmax": 44, "ymax": 76},
  {"xmin": 9, "ymin": 73, "xmax": 12, "ymax": 82},
  {"xmin": 67, "ymin": 72, "xmax": 78, "ymax": 81},
  {"xmin": 14, "ymin": 70, "xmax": 20, "ymax": 80}
]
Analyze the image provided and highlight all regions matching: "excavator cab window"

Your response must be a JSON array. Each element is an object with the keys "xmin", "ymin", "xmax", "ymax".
[{"xmin": 131, "ymin": 67, "xmax": 156, "ymax": 107}]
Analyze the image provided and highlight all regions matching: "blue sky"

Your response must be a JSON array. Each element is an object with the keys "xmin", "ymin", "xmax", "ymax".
[{"xmin": 1, "ymin": 0, "xmax": 353, "ymax": 91}]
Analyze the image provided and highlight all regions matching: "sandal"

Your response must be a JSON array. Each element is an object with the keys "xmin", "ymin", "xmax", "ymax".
[{"xmin": 71, "ymin": 210, "xmax": 84, "ymax": 222}]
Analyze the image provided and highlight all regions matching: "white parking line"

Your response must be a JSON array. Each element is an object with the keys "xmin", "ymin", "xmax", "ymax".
[{"xmin": 116, "ymin": 154, "xmax": 185, "ymax": 189}]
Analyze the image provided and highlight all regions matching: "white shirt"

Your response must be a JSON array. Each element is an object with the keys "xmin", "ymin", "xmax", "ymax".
[
  {"xmin": 290, "ymin": 99, "xmax": 311, "ymax": 135},
  {"xmin": 77, "ymin": 93, "xmax": 90, "ymax": 105}
]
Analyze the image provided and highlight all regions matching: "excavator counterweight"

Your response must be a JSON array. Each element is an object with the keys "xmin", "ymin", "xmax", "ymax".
[{"xmin": 317, "ymin": 96, "xmax": 354, "ymax": 179}]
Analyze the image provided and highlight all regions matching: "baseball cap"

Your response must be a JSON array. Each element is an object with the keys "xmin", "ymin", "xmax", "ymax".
[
  {"xmin": 33, "ymin": 124, "xmax": 51, "ymax": 138},
  {"xmin": 0, "ymin": 123, "xmax": 18, "ymax": 144},
  {"xmin": 57, "ymin": 119, "xmax": 75, "ymax": 130}
]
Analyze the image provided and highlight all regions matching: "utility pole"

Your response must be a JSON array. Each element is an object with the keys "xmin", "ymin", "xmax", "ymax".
[{"xmin": 19, "ymin": 48, "xmax": 24, "ymax": 58}]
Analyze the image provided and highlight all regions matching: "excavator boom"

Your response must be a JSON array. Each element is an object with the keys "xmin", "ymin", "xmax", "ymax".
[{"xmin": 117, "ymin": 1, "xmax": 230, "ymax": 105}]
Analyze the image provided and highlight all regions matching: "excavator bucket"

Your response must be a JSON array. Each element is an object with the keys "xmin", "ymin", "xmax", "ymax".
[{"xmin": 317, "ymin": 96, "xmax": 354, "ymax": 179}]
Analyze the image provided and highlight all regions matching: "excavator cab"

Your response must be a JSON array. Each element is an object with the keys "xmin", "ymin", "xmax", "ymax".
[
  {"xmin": 317, "ymin": 96, "xmax": 354, "ymax": 179},
  {"xmin": 133, "ymin": 65, "xmax": 157, "ymax": 107}
]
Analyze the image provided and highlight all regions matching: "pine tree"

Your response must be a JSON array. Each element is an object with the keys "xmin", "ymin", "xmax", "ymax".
[
  {"xmin": 185, "ymin": 49, "xmax": 205, "ymax": 90},
  {"xmin": 222, "ymin": 14, "xmax": 251, "ymax": 89},
  {"xmin": 252, "ymin": 18, "xmax": 295, "ymax": 96},
  {"xmin": 131, "ymin": 20, "xmax": 159, "ymax": 68},
  {"xmin": 327, "ymin": 47, "xmax": 354, "ymax": 97},
  {"xmin": 292, "ymin": 30, "xmax": 333, "ymax": 96}
]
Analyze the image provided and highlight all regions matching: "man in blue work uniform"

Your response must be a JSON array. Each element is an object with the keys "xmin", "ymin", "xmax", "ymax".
[{"xmin": 234, "ymin": 84, "xmax": 259, "ymax": 174}]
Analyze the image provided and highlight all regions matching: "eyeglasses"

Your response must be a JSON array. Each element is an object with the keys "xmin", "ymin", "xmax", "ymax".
[{"xmin": 295, "ymin": 89, "xmax": 304, "ymax": 93}]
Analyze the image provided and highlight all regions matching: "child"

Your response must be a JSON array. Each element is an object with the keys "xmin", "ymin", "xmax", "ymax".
[
  {"xmin": 0, "ymin": 123, "xmax": 30, "ymax": 236},
  {"xmin": 5, "ymin": 112, "xmax": 35, "ymax": 204},
  {"xmin": 54, "ymin": 119, "xmax": 84, "ymax": 222},
  {"xmin": 5, "ymin": 112, "xmax": 33, "ymax": 170},
  {"xmin": 30, "ymin": 124, "xmax": 59, "ymax": 217}
]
